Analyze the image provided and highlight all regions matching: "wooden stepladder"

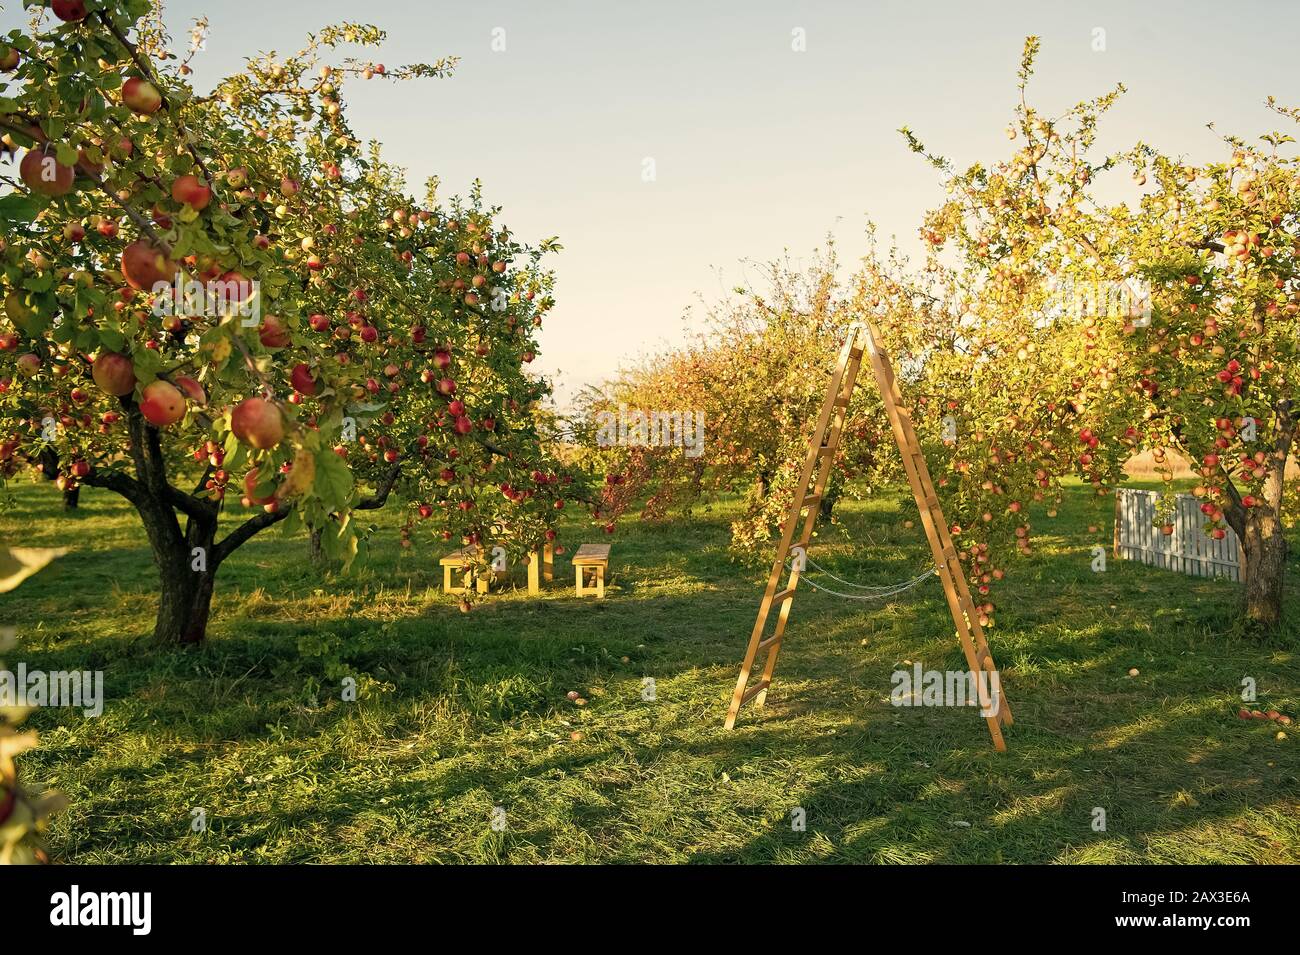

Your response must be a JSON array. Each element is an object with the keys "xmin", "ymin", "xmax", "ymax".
[{"xmin": 723, "ymin": 320, "xmax": 1013, "ymax": 750}]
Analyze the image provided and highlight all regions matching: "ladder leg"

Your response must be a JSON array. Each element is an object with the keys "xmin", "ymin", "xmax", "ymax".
[
  {"xmin": 725, "ymin": 326, "xmax": 868, "ymax": 728},
  {"xmin": 862, "ymin": 319, "xmax": 1012, "ymax": 750}
]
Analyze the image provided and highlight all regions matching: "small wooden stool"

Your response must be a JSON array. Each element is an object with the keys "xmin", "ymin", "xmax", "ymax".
[
  {"xmin": 440, "ymin": 546, "xmax": 490, "ymax": 595},
  {"xmin": 572, "ymin": 543, "xmax": 611, "ymax": 598},
  {"xmin": 527, "ymin": 543, "xmax": 555, "ymax": 595}
]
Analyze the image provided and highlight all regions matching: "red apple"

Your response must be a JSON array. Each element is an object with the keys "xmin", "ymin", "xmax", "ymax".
[
  {"xmin": 122, "ymin": 76, "xmax": 163, "ymax": 114},
  {"xmin": 437, "ymin": 378, "xmax": 456, "ymax": 396},
  {"xmin": 243, "ymin": 467, "xmax": 275, "ymax": 506},
  {"xmin": 0, "ymin": 46, "xmax": 19, "ymax": 72},
  {"xmin": 120, "ymin": 240, "xmax": 177, "ymax": 291},
  {"xmin": 16, "ymin": 353, "xmax": 41, "ymax": 377},
  {"xmin": 171, "ymin": 174, "xmax": 212, "ymax": 210},
  {"xmin": 454, "ymin": 415, "xmax": 474, "ymax": 435},
  {"xmin": 51, "ymin": 0, "xmax": 88, "ymax": 22},
  {"xmin": 290, "ymin": 363, "xmax": 319, "ymax": 396},
  {"xmin": 309, "ymin": 313, "xmax": 331, "ymax": 332},
  {"xmin": 231, "ymin": 397, "xmax": 285, "ymax": 449},
  {"xmin": 174, "ymin": 375, "xmax": 207, "ymax": 406},
  {"xmin": 91, "ymin": 351, "xmax": 135, "ymax": 396},
  {"xmin": 20, "ymin": 146, "xmax": 75, "ymax": 197},
  {"xmin": 139, "ymin": 380, "xmax": 186, "ymax": 427},
  {"xmin": 258, "ymin": 314, "xmax": 291, "ymax": 348}
]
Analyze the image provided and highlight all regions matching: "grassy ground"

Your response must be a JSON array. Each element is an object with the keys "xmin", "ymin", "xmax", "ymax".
[{"xmin": 2, "ymin": 476, "xmax": 1298, "ymax": 864}]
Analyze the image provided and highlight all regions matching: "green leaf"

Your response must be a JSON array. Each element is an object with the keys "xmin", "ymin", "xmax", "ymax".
[
  {"xmin": 313, "ymin": 447, "xmax": 354, "ymax": 507},
  {"xmin": 131, "ymin": 348, "xmax": 163, "ymax": 384},
  {"xmin": 98, "ymin": 328, "xmax": 126, "ymax": 353},
  {"xmin": 0, "ymin": 194, "xmax": 38, "ymax": 226}
]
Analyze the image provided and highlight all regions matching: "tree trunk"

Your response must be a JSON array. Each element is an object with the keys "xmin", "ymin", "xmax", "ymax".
[
  {"xmin": 137, "ymin": 496, "xmax": 218, "ymax": 645},
  {"xmin": 1242, "ymin": 508, "xmax": 1285, "ymax": 628},
  {"xmin": 309, "ymin": 526, "xmax": 325, "ymax": 564},
  {"xmin": 1223, "ymin": 408, "xmax": 1291, "ymax": 630},
  {"xmin": 62, "ymin": 485, "xmax": 79, "ymax": 510},
  {"xmin": 154, "ymin": 559, "xmax": 217, "ymax": 645}
]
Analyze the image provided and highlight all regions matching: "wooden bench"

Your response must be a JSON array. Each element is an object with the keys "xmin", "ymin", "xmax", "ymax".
[
  {"xmin": 439, "ymin": 546, "xmax": 500, "ymax": 595},
  {"xmin": 572, "ymin": 543, "xmax": 611, "ymax": 598},
  {"xmin": 527, "ymin": 543, "xmax": 555, "ymax": 595}
]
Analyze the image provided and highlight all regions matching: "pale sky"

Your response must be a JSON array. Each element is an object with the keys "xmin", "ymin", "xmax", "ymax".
[{"xmin": 5, "ymin": 1, "xmax": 1298, "ymax": 405}]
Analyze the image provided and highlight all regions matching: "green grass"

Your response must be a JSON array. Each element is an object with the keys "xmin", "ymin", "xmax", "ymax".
[{"xmin": 2, "ymin": 476, "xmax": 1298, "ymax": 864}]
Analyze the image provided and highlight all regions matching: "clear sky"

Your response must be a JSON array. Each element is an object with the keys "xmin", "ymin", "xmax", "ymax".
[{"xmin": 5, "ymin": 1, "xmax": 1299, "ymax": 405}]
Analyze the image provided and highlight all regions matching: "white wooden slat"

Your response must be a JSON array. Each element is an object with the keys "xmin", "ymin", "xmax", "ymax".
[{"xmin": 1114, "ymin": 488, "xmax": 1240, "ymax": 583}]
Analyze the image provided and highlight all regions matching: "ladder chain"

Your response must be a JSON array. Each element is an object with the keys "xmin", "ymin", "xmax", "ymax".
[
  {"xmin": 786, "ymin": 565, "xmax": 938, "ymax": 602},
  {"xmin": 790, "ymin": 554, "xmax": 938, "ymax": 595}
]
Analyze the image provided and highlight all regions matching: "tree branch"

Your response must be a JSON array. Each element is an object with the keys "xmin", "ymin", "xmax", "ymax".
[
  {"xmin": 357, "ymin": 463, "xmax": 402, "ymax": 510},
  {"xmin": 82, "ymin": 464, "xmax": 148, "ymax": 506}
]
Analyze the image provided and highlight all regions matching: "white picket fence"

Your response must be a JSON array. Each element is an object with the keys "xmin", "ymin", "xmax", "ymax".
[{"xmin": 1113, "ymin": 488, "xmax": 1242, "ymax": 581}]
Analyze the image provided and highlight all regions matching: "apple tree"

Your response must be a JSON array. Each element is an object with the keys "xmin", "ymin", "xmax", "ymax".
[
  {"xmin": 859, "ymin": 37, "xmax": 1300, "ymax": 629},
  {"xmin": 0, "ymin": 2, "xmax": 573, "ymax": 643}
]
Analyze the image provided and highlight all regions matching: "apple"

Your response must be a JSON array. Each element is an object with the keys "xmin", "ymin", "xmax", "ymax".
[
  {"xmin": 51, "ymin": 0, "xmax": 88, "ymax": 21},
  {"xmin": 258, "ymin": 314, "xmax": 291, "ymax": 348},
  {"xmin": 212, "ymin": 270, "xmax": 254, "ymax": 307},
  {"xmin": 64, "ymin": 221, "xmax": 86, "ymax": 242},
  {"xmin": 226, "ymin": 167, "xmax": 248, "ymax": 188},
  {"xmin": 243, "ymin": 467, "xmax": 275, "ymax": 506},
  {"xmin": 437, "ymin": 377, "xmax": 456, "ymax": 395},
  {"xmin": 280, "ymin": 177, "xmax": 300, "ymax": 196},
  {"xmin": 174, "ymin": 375, "xmax": 207, "ymax": 406},
  {"xmin": 92, "ymin": 351, "xmax": 136, "ymax": 396},
  {"xmin": 139, "ymin": 380, "xmax": 186, "ymax": 426},
  {"xmin": 20, "ymin": 146, "xmax": 75, "ymax": 197},
  {"xmin": 120, "ymin": 240, "xmax": 177, "ymax": 291},
  {"xmin": 16, "ymin": 353, "xmax": 41, "ymax": 377},
  {"xmin": 290, "ymin": 363, "xmax": 319, "ymax": 396},
  {"xmin": 0, "ymin": 46, "xmax": 19, "ymax": 71},
  {"xmin": 309, "ymin": 313, "xmax": 331, "ymax": 332},
  {"xmin": 433, "ymin": 349, "xmax": 451, "ymax": 369},
  {"xmin": 231, "ymin": 397, "xmax": 285, "ymax": 449},
  {"xmin": 121, "ymin": 76, "xmax": 163, "ymax": 114},
  {"xmin": 171, "ymin": 174, "xmax": 212, "ymax": 210},
  {"xmin": 448, "ymin": 399, "xmax": 465, "ymax": 416},
  {"xmin": 454, "ymin": 415, "xmax": 473, "ymax": 435}
]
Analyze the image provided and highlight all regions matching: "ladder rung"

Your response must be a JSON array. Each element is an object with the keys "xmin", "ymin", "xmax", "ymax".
[
  {"xmin": 757, "ymin": 633, "xmax": 781, "ymax": 653},
  {"xmin": 817, "ymin": 443, "xmax": 835, "ymax": 456},
  {"xmin": 849, "ymin": 347, "xmax": 864, "ymax": 359},
  {"xmin": 833, "ymin": 395, "xmax": 851, "ymax": 408},
  {"xmin": 800, "ymin": 494, "xmax": 822, "ymax": 510},
  {"xmin": 771, "ymin": 587, "xmax": 795, "ymax": 605},
  {"xmin": 740, "ymin": 679, "xmax": 771, "ymax": 706}
]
